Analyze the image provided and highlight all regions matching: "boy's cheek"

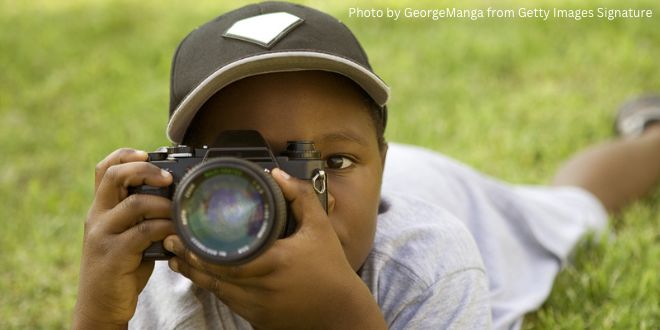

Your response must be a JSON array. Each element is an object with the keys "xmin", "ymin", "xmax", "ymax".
[
  {"xmin": 325, "ymin": 179, "xmax": 379, "ymax": 270},
  {"xmin": 328, "ymin": 170, "xmax": 382, "ymax": 212},
  {"xmin": 325, "ymin": 184, "xmax": 367, "ymax": 234}
]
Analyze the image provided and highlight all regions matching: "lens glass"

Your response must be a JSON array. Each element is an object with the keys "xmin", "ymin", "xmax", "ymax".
[{"xmin": 180, "ymin": 167, "xmax": 269, "ymax": 257}]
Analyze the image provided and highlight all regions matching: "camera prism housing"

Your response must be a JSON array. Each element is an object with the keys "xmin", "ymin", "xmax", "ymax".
[{"xmin": 130, "ymin": 130, "xmax": 327, "ymax": 265}]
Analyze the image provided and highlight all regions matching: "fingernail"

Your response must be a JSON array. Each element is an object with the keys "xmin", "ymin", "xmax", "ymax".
[
  {"xmin": 169, "ymin": 259, "xmax": 179, "ymax": 272},
  {"xmin": 164, "ymin": 238, "xmax": 174, "ymax": 252},
  {"xmin": 275, "ymin": 168, "xmax": 291, "ymax": 180},
  {"xmin": 161, "ymin": 169, "xmax": 171, "ymax": 178},
  {"xmin": 135, "ymin": 150, "xmax": 148, "ymax": 159}
]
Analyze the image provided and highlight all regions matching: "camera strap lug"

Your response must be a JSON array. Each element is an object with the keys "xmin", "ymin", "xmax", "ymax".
[{"xmin": 312, "ymin": 170, "xmax": 326, "ymax": 194}]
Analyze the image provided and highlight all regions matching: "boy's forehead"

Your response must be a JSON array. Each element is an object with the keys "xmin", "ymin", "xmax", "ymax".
[
  {"xmin": 216, "ymin": 70, "xmax": 365, "ymax": 99},
  {"xmin": 185, "ymin": 71, "xmax": 377, "ymax": 147}
]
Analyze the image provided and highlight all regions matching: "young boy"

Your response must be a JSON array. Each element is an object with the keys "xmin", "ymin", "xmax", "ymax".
[{"xmin": 74, "ymin": 2, "xmax": 660, "ymax": 329}]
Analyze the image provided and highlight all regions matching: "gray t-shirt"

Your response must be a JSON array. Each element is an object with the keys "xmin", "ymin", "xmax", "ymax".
[
  {"xmin": 130, "ymin": 143, "xmax": 607, "ymax": 329},
  {"xmin": 382, "ymin": 144, "xmax": 607, "ymax": 329},
  {"xmin": 130, "ymin": 191, "xmax": 492, "ymax": 329}
]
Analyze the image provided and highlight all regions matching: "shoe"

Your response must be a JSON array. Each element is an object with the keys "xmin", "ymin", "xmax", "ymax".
[{"xmin": 615, "ymin": 95, "xmax": 660, "ymax": 138}]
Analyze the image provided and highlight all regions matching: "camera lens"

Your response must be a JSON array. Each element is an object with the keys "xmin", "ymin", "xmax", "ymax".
[{"xmin": 173, "ymin": 158, "xmax": 286, "ymax": 264}]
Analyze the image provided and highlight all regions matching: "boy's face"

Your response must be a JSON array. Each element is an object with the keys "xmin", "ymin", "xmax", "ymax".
[{"xmin": 184, "ymin": 71, "xmax": 387, "ymax": 271}]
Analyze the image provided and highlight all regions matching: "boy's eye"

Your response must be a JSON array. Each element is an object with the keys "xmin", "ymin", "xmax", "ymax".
[{"xmin": 326, "ymin": 156, "xmax": 355, "ymax": 170}]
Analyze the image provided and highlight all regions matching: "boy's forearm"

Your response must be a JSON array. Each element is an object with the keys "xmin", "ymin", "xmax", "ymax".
[
  {"xmin": 318, "ymin": 276, "xmax": 388, "ymax": 330},
  {"xmin": 337, "ymin": 291, "xmax": 388, "ymax": 329},
  {"xmin": 72, "ymin": 304, "xmax": 128, "ymax": 330}
]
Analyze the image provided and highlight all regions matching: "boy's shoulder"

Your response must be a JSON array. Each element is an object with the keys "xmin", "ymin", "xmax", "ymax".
[
  {"xmin": 369, "ymin": 191, "xmax": 486, "ymax": 285},
  {"xmin": 362, "ymin": 192, "xmax": 491, "ymax": 328}
]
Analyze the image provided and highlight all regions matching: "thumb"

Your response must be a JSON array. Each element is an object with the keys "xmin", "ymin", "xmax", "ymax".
[{"xmin": 271, "ymin": 168, "xmax": 327, "ymax": 230}]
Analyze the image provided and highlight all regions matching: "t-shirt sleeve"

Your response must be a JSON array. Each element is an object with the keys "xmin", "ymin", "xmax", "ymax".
[
  {"xmin": 389, "ymin": 268, "xmax": 491, "ymax": 329},
  {"xmin": 362, "ymin": 193, "xmax": 493, "ymax": 329}
]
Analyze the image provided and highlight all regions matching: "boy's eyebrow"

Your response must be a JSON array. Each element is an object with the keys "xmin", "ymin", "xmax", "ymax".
[{"xmin": 317, "ymin": 131, "xmax": 369, "ymax": 147}]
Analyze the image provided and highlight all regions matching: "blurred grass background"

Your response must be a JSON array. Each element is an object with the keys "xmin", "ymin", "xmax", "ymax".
[{"xmin": 1, "ymin": 0, "xmax": 658, "ymax": 328}]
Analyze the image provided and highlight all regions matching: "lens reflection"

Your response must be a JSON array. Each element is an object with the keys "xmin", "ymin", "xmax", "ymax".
[{"xmin": 183, "ymin": 173, "xmax": 266, "ymax": 253}]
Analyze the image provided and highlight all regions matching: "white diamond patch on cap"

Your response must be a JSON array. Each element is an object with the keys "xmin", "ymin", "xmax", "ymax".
[{"xmin": 223, "ymin": 12, "xmax": 304, "ymax": 48}]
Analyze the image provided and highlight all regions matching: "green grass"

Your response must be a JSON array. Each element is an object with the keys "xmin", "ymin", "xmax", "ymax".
[{"xmin": 1, "ymin": 0, "xmax": 658, "ymax": 328}]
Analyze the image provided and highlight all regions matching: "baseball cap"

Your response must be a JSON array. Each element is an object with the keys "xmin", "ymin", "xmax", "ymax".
[{"xmin": 167, "ymin": 1, "xmax": 390, "ymax": 144}]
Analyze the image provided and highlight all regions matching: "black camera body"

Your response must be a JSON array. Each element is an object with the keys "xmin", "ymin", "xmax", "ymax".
[{"xmin": 131, "ymin": 130, "xmax": 327, "ymax": 265}]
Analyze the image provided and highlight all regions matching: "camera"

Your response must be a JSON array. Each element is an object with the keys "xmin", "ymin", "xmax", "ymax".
[{"xmin": 130, "ymin": 130, "xmax": 327, "ymax": 265}]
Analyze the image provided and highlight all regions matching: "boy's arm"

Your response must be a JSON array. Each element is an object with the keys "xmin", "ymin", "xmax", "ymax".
[
  {"xmin": 73, "ymin": 149, "xmax": 176, "ymax": 329},
  {"xmin": 163, "ymin": 168, "xmax": 388, "ymax": 330}
]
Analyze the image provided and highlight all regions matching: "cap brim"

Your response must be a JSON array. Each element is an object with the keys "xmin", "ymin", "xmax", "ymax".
[{"xmin": 166, "ymin": 51, "xmax": 390, "ymax": 143}]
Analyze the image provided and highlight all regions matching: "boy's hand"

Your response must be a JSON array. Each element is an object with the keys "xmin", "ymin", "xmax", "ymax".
[
  {"xmin": 74, "ymin": 148, "xmax": 176, "ymax": 329},
  {"xmin": 164, "ymin": 168, "xmax": 387, "ymax": 330}
]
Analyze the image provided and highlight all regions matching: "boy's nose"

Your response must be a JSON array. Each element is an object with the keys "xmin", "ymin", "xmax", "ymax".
[{"xmin": 326, "ymin": 192, "xmax": 336, "ymax": 214}]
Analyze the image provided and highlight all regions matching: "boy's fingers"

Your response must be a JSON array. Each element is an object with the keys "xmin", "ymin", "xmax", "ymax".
[
  {"xmin": 93, "ymin": 161, "xmax": 172, "ymax": 212},
  {"xmin": 168, "ymin": 257, "xmax": 252, "ymax": 307},
  {"xmin": 101, "ymin": 194, "xmax": 172, "ymax": 233},
  {"xmin": 163, "ymin": 235, "xmax": 276, "ymax": 279},
  {"xmin": 271, "ymin": 168, "xmax": 327, "ymax": 229},
  {"xmin": 94, "ymin": 148, "xmax": 149, "ymax": 193},
  {"xmin": 118, "ymin": 219, "xmax": 176, "ymax": 254}
]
